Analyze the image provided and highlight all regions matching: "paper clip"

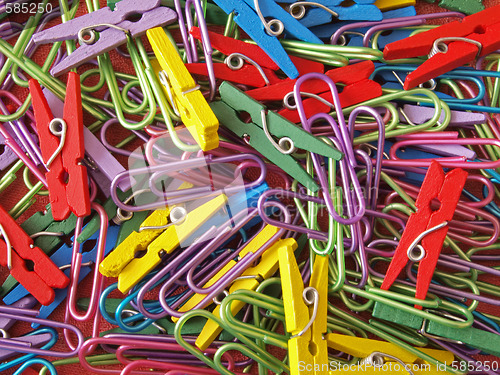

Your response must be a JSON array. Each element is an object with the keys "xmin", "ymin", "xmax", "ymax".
[
  {"xmin": 381, "ymin": 161, "xmax": 468, "ymax": 308},
  {"xmin": 147, "ymin": 26, "xmax": 220, "ymax": 151},
  {"xmin": 31, "ymin": 0, "xmax": 178, "ymax": 76},
  {"xmin": 383, "ymin": 4, "xmax": 500, "ymax": 89},
  {"xmin": 29, "ymin": 72, "xmax": 90, "ymax": 221},
  {"xmin": 211, "ymin": 81, "xmax": 342, "ymax": 192}
]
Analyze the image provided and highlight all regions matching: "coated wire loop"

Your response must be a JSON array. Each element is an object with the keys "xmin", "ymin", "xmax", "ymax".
[{"xmin": 0, "ymin": 223, "xmax": 12, "ymax": 270}]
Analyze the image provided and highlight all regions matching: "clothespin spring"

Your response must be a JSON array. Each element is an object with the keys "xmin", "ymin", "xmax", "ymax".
[
  {"xmin": 260, "ymin": 110, "xmax": 296, "ymax": 155},
  {"xmin": 138, "ymin": 206, "xmax": 187, "ymax": 231},
  {"xmin": 45, "ymin": 118, "xmax": 67, "ymax": 168},
  {"xmin": 406, "ymin": 221, "xmax": 448, "ymax": 262},
  {"xmin": 428, "ymin": 37, "xmax": 482, "ymax": 59},
  {"xmin": 359, "ymin": 352, "xmax": 414, "ymax": 375},
  {"xmin": 224, "ymin": 52, "xmax": 270, "ymax": 85},
  {"xmin": 78, "ymin": 24, "xmax": 131, "ymax": 45},
  {"xmin": 288, "ymin": 2, "xmax": 339, "ymax": 20},
  {"xmin": 291, "ymin": 286, "xmax": 319, "ymax": 338}
]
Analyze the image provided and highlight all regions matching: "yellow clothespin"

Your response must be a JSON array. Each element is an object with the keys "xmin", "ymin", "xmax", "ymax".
[
  {"xmin": 173, "ymin": 224, "xmax": 281, "ymax": 324},
  {"xmin": 374, "ymin": 0, "xmax": 415, "ymax": 11},
  {"xmin": 100, "ymin": 194, "xmax": 228, "ymax": 293},
  {"xmin": 147, "ymin": 27, "xmax": 219, "ymax": 151},
  {"xmin": 326, "ymin": 334, "xmax": 453, "ymax": 374},
  {"xmin": 195, "ymin": 236, "xmax": 295, "ymax": 351},
  {"xmin": 279, "ymin": 244, "xmax": 330, "ymax": 375}
]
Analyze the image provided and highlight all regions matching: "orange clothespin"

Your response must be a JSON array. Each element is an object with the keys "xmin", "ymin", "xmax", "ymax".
[
  {"xmin": 29, "ymin": 72, "xmax": 90, "ymax": 220},
  {"xmin": 0, "ymin": 205, "xmax": 69, "ymax": 305},
  {"xmin": 383, "ymin": 4, "xmax": 500, "ymax": 89},
  {"xmin": 247, "ymin": 61, "xmax": 382, "ymax": 123},
  {"xmin": 381, "ymin": 161, "xmax": 467, "ymax": 308}
]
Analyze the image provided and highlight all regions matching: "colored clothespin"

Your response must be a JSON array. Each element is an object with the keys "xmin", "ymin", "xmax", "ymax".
[
  {"xmin": 147, "ymin": 27, "xmax": 219, "ymax": 151},
  {"xmin": 326, "ymin": 333, "xmax": 453, "ymax": 374},
  {"xmin": 400, "ymin": 104, "xmax": 487, "ymax": 127},
  {"xmin": 247, "ymin": 61, "xmax": 382, "ymax": 124},
  {"xmin": 384, "ymin": 5, "xmax": 500, "ymax": 89},
  {"xmin": 424, "ymin": 0, "xmax": 484, "ymax": 15},
  {"xmin": 279, "ymin": 0, "xmax": 383, "ymax": 29},
  {"xmin": 381, "ymin": 161, "xmax": 467, "ymax": 308},
  {"xmin": 31, "ymin": 0, "xmax": 177, "ymax": 76},
  {"xmin": 210, "ymin": 0, "xmax": 300, "ymax": 78},
  {"xmin": 174, "ymin": 224, "xmax": 281, "ymax": 324},
  {"xmin": 40, "ymin": 87, "xmax": 130, "ymax": 196},
  {"xmin": 279, "ymin": 243, "xmax": 329, "ymax": 375},
  {"xmin": 211, "ymin": 81, "xmax": 343, "ymax": 192},
  {"xmin": 29, "ymin": 73, "xmax": 90, "ymax": 221},
  {"xmin": 4, "ymin": 226, "xmax": 119, "ymax": 328},
  {"xmin": 0, "ymin": 331, "xmax": 53, "ymax": 362},
  {"xmin": 373, "ymin": 302, "xmax": 500, "ymax": 357},
  {"xmin": 186, "ymin": 28, "xmax": 323, "ymax": 88},
  {"xmin": 0, "ymin": 204, "xmax": 69, "ymax": 305},
  {"xmin": 100, "ymin": 194, "xmax": 229, "ymax": 293}
]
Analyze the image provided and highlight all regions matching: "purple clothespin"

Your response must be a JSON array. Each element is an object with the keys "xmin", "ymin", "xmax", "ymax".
[
  {"xmin": 401, "ymin": 104, "xmax": 487, "ymax": 127},
  {"xmin": 0, "ymin": 333, "xmax": 53, "ymax": 361},
  {"xmin": 0, "ymin": 296, "xmax": 37, "ymax": 332},
  {"xmin": 31, "ymin": 0, "xmax": 178, "ymax": 76},
  {"xmin": 41, "ymin": 88, "xmax": 130, "ymax": 195}
]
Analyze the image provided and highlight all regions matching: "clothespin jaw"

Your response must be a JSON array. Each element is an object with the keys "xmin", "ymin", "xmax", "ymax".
[
  {"xmin": 374, "ymin": 0, "xmax": 416, "ymax": 12},
  {"xmin": 0, "ymin": 205, "xmax": 69, "ymax": 305},
  {"xmin": 279, "ymin": 244, "xmax": 329, "ymax": 375},
  {"xmin": 383, "ymin": 5, "xmax": 500, "ymax": 89},
  {"xmin": 381, "ymin": 161, "xmax": 468, "ymax": 308},
  {"xmin": 29, "ymin": 72, "xmax": 90, "ymax": 221},
  {"xmin": 147, "ymin": 27, "xmax": 219, "ymax": 151},
  {"xmin": 211, "ymin": 81, "xmax": 342, "ymax": 192}
]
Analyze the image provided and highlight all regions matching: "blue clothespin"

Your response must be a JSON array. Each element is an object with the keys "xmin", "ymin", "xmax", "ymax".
[
  {"xmin": 279, "ymin": 0, "xmax": 382, "ymax": 29},
  {"xmin": 211, "ymin": 0, "xmax": 300, "ymax": 78},
  {"xmin": 311, "ymin": 6, "xmax": 414, "ymax": 42},
  {"xmin": 4, "ymin": 226, "xmax": 119, "ymax": 328}
]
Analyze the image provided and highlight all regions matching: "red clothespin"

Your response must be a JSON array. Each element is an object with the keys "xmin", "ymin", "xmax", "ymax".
[
  {"xmin": 383, "ymin": 4, "xmax": 500, "ymax": 89},
  {"xmin": 186, "ymin": 27, "xmax": 323, "ymax": 88},
  {"xmin": 247, "ymin": 61, "xmax": 382, "ymax": 123},
  {"xmin": 29, "ymin": 72, "xmax": 90, "ymax": 220},
  {"xmin": 0, "ymin": 205, "xmax": 69, "ymax": 305},
  {"xmin": 381, "ymin": 161, "xmax": 468, "ymax": 308}
]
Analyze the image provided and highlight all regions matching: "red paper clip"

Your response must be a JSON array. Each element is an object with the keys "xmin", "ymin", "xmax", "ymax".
[
  {"xmin": 29, "ymin": 72, "xmax": 90, "ymax": 220},
  {"xmin": 247, "ymin": 61, "xmax": 382, "ymax": 123},
  {"xmin": 384, "ymin": 4, "xmax": 500, "ymax": 89},
  {"xmin": 381, "ymin": 161, "xmax": 468, "ymax": 308},
  {"xmin": 0, "ymin": 205, "xmax": 69, "ymax": 305}
]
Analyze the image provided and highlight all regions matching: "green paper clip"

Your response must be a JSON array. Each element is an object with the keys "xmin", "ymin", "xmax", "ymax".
[{"xmin": 211, "ymin": 81, "xmax": 343, "ymax": 192}]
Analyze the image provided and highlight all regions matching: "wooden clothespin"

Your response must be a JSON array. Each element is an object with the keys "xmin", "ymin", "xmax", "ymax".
[
  {"xmin": 247, "ymin": 61, "xmax": 382, "ymax": 123},
  {"xmin": 100, "ymin": 194, "xmax": 228, "ymax": 293},
  {"xmin": 384, "ymin": 4, "xmax": 500, "ymax": 89},
  {"xmin": 374, "ymin": 0, "xmax": 416, "ymax": 12},
  {"xmin": 381, "ymin": 161, "xmax": 467, "ymax": 308},
  {"xmin": 0, "ymin": 205, "xmax": 69, "ymax": 305},
  {"xmin": 147, "ymin": 27, "xmax": 219, "ymax": 151},
  {"xmin": 326, "ymin": 333, "xmax": 453, "ymax": 374},
  {"xmin": 29, "ymin": 72, "xmax": 90, "ymax": 221},
  {"xmin": 31, "ymin": 0, "xmax": 177, "ymax": 76},
  {"xmin": 186, "ymin": 27, "xmax": 324, "ymax": 88},
  {"xmin": 279, "ymin": 244, "xmax": 329, "ymax": 375},
  {"xmin": 211, "ymin": 82, "xmax": 343, "ymax": 192}
]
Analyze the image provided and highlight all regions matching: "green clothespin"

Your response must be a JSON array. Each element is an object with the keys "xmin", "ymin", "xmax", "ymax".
[
  {"xmin": 211, "ymin": 81, "xmax": 343, "ymax": 192},
  {"xmin": 424, "ymin": 0, "xmax": 484, "ymax": 14},
  {"xmin": 373, "ymin": 302, "xmax": 500, "ymax": 357}
]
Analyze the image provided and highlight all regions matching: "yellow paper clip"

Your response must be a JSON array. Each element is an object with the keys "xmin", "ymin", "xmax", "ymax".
[
  {"xmin": 147, "ymin": 27, "xmax": 219, "ymax": 151},
  {"xmin": 279, "ymin": 245, "xmax": 330, "ymax": 375},
  {"xmin": 100, "ymin": 194, "xmax": 228, "ymax": 293},
  {"xmin": 326, "ymin": 334, "xmax": 454, "ymax": 374},
  {"xmin": 374, "ymin": 0, "xmax": 416, "ymax": 12},
  {"xmin": 194, "ymin": 232, "xmax": 293, "ymax": 350},
  {"xmin": 173, "ymin": 224, "xmax": 281, "ymax": 325}
]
